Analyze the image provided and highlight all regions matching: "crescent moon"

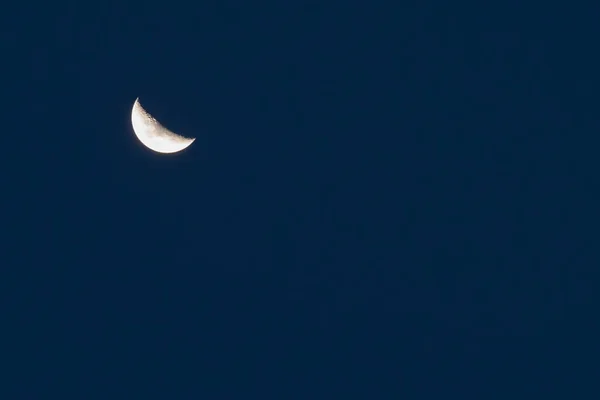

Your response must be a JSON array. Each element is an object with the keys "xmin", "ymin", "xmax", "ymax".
[{"xmin": 131, "ymin": 98, "xmax": 195, "ymax": 154}]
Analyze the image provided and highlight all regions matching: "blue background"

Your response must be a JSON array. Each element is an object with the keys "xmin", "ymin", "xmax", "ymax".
[{"xmin": 5, "ymin": 2, "xmax": 598, "ymax": 398}]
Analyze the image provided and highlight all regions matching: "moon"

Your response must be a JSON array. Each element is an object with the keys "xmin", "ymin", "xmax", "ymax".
[{"xmin": 131, "ymin": 98, "xmax": 195, "ymax": 154}]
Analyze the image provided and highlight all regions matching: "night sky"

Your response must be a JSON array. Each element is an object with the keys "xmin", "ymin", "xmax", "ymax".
[{"xmin": 5, "ymin": 2, "xmax": 598, "ymax": 398}]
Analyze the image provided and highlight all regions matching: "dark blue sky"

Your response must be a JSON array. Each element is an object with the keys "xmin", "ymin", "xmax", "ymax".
[{"xmin": 5, "ymin": 2, "xmax": 598, "ymax": 398}]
